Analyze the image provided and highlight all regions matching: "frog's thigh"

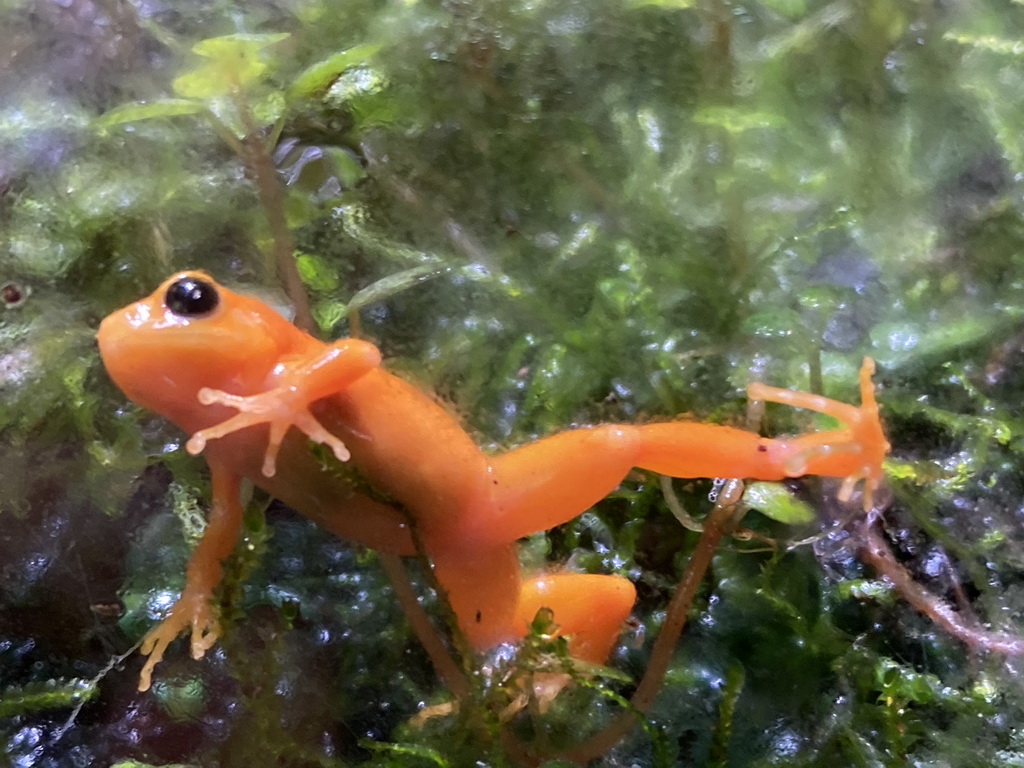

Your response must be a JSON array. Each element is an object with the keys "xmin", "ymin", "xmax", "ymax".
[
  {"xmin": 481, "ymin": 422, "xmax": 776, "ymax": 545},
  {"xmin": 429, "ymin": 543, "xmax": 522, "ymax": 651},
  {"xmin": 480, "ymin": 425, "xmax": 641, "ymax": 544},
  {"xmin": 515, "ymin": 573, "xmax": 636, "ymax": 664}
]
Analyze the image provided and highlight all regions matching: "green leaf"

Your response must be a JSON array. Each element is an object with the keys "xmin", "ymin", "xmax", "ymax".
[
  {"xmin": 173, "ymin": 67, "xmax": 249, "ymax": 100},
  {"xmin": 870, "ymin": 314, "xmax": 1002, "ymax": 367},
  {"xmin": 742, "ymin": 308, "xmax": 803, "ymax": 339},
  {"xmin": 875, "ymin": 660, "xmax": 939, "ymax": 705},
  {"xmin": 296, "ymin": 252, "xmax": 340, "ymax": 292},
  {"xmin": 944, "ymin": 32, "xmax": 1024, "ymax": 56},
  {"xmin": 692, "ymin": 106, "xmax": 786, "ymax": 134},
  {"xmin": 172, "ymin": 67, "xmax": 242, "ymax": 100},
  {"xmin": 250, "ymin": 90, "xmax": 286, "ymax": 126},
  {"xmin": 347, "ymin": 263, "xmax": 449, "ymax": 312},
  {"xmin": 325, "ymin": 146, "xmax": 365, "ymax": 188},
  {"xmin": 796, "ymin": 285, "xmax": 844, "ymax": 313},
  {"xmin": 758, "ymin": 0, "xmax": 807, "ymax": 18},
  {"xmin": 173, "ymin": 33, "xmax": 290, "ymax": 99},
  {"xmin": 153, "ymin": 676, "xmax": 206, "ymax": 721},
  {"xmin": 288, "ymin": 43, "xmax": 384, "ymax": 99},
  {"xmin": 312, "ymin": 300, "xmax": 348, "ymax": 334},
  {"xmin": 191, "ymin": 33, "xmax": 290, "ymax": 59},
  {"xmin": 95, "ymin": 99, "xmax": 205, "ymax": 128},
  {"xmin": 745, "ymin": 481, "xmax": 816, "ymax": 524},
  {"xmin": 836, "ymin": 579, "xmax": 896, "ymax": 605},
  {"xmin": 627, "ymin": 0, "xmax": 695, "ymax": 7},
  {"xmin": 0, "ymin": 678, "xmax": 96, "ymax": 718},
  {"xmin": 359, "ymin": 739, "xmax": 450, "ymax": 767}
]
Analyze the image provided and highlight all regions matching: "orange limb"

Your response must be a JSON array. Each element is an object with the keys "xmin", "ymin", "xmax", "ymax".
[
  {"xmin": 429, "ymin": 544, "xmax": 522, "ymax": 651},
  {"xmin": 187, "ymin": 339, "xmax": 381, "ymax": 477},
  {"xmin": 515, "ymin": 573, "xmax": 636, "ymax": 664},
  {"xmin": 748, "ymin": 357, "xmax": 888, "ymax": 511},
  {"xmin": 429, "ymin": 543, "xmax": 635, "ymax": 667},
  {"xmin": 467, "ymin": 357, "xmax": 887, "ymax": 547},
  {"xmin": 137, "ymin": 462, "xmax": 242, "ymax": 691}
]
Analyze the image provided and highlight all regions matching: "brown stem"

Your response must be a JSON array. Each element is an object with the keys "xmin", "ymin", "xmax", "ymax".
[
  {"xmin": 556, "ymin": 481, "xmax": 746, "ymax": 764},
  {"xmin": 397, "ymin": 513, "xmax": 479, "ymax": 677},
  {"xmin": 857, "ymin": 516, "xmax": 1024, "ymax": 656},
  {"xmin": 232, "ymin": 90, "xmax": 315, "ymax": 333},
  {"xmin": 378, "ymin": 552, "xmax": 471, "ymax": 699},
  {"xmin": 808, "ymin": 344, "xmax": 823, "ymax": 396}
]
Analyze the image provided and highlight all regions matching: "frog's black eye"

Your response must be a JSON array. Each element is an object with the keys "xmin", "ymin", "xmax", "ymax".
[{"xmin": 165, "ymin": 276, "xmax": 219, "ymax": 317}]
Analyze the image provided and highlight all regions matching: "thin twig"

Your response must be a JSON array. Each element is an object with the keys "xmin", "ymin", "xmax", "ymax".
[
  {"xmin": 556, "ymin": 480, "xmax": 747, "ymax": 764},
  {"xmin": 857, "ymin": 515, "xmax": 1024, "ymax": 656},
  {"xmin": 232, "ymin": 89, "xmax": 315, "ymax": 332},
  {"xmin": 53, "ymin": 640, "xmax": 143, "ymax": 741},
  {"xmin": 659, "ymin": 475, "xmax": 781, "ymax": 552},
  {"xmin": 378, "ymin": 552, "xmax": 471, "ymax": 699}
]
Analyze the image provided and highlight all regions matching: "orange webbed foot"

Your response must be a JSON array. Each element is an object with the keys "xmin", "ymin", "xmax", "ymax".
[
  {"xmin": 137, "ymin": 590, "xmax": 221, "ymax": 692},
  {"xmin": 748, "ymin": 357, "xmax": 889, "ymax": 511},
  {"xmin": 186, "ymin": 386, "xmax": 350, "ymax": 477}
]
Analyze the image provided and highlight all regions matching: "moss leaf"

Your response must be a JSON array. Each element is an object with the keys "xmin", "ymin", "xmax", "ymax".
[
  {"xmin": 288, "ymin": 43, "xmax": 383, "ymax": 99},
  {"xmin": 174, "ymin": 33, "xmax": 290, "ymax": 98},
  {"xmin": 96, "ymin": 99, "xmax": 205, "ymax": 128},
  {"xmin": 745, "ymin": 481, "xmax": 816, "ymax": 524}
]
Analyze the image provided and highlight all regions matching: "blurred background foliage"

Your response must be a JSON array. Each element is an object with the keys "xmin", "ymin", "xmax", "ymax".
[{"xmin": 3, "ymin": 0, "xmax": 1024, "ymax": 765}]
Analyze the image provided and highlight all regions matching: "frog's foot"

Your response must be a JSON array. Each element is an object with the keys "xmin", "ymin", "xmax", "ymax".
[
  {"xmin": 748, "ymin": 357, "xmax": 889, "ymax": 512},
  {"xmin": 186, "ymin": 387, "xmax": 350, "ymax": 477},
  {"xmin": 137, "ymin": 591, "xmax": 220, "ymax": 692}
]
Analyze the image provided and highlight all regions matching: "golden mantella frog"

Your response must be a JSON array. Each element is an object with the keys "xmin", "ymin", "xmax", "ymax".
[{"xmin": 97, "ymin": 271, "xmax": 888, "ymax": 691}]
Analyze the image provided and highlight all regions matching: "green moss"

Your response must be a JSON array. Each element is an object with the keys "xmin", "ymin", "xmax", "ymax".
[{"xmin": 5, "ymin": 0, "xmax": 1024, "ymax": 765}]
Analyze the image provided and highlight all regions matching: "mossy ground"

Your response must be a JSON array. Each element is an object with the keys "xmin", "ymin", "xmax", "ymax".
[{"xmin": 3, "ymin": 1, "xmax": 1024, "ymax": 766}]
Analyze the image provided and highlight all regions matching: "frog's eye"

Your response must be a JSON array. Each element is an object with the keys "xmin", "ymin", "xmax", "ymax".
[{"xmin": 166, "ymin": 276, "xmax": 219, "ymax": 317}]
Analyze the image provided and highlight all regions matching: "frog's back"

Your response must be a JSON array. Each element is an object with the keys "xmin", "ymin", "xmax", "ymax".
[{"xmin": 321, "ymin": 368, "xmax": 491, "ymax": 535}]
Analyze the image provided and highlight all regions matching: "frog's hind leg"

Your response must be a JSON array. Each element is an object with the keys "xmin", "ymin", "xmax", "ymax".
[
  {"xmin": 429, "ymin": 543, "xmax": 522, "ymax": 651},
  {"xmin": 465, "ymin": 422, "xmax": 780, "ymax": 547},
  {"xmin": 470, "ymin": 358, "xmax": 888, "ymax": 548},
  {"xmin": 427, "ymin": 544, "xmax": 634, "ymax": 664},
  {"xmin": 514, "ymin": 573, "xmax": 636, "ymax": 664}
]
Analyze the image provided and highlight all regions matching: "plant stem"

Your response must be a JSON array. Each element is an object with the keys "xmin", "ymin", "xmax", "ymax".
[
  {"xmin": 858, "ymin": 515, "xmax": 1024, "ymax": 656},
  {"xmin": 232, "ymin": 89, "xmax": 316, "ymax": 333},
  {"xmin": 378, "ymin": 552, "xmax": 471, "ymax": 699},
  {"xmin": 557, "ymin": 480, "xmax": 746, "ymax": 764}
]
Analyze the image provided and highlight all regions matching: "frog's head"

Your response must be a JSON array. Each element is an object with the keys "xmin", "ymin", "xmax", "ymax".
[{"xmin": 98, "ymin": 271, "xmax": 292, "ymax": 428}]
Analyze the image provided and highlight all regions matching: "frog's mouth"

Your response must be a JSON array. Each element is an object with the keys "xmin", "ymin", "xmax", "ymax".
[{"xmin": 96, "ymin": 305, "xmax": 141, "ymax": 389}]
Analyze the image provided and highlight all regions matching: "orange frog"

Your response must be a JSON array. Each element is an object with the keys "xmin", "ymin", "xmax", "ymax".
[{"xmin": 97, "ymin": 271, "xmax": 888, "ymax": 691}]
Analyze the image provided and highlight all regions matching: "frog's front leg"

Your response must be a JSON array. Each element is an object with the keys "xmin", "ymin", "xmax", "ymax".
[
  {"xmin": 138, "ymin": 463, "xmax": 242, "ymax": 691},
  {"xmin": 186, "ymin": 338, "xmax": 381, "ymax": 477}
]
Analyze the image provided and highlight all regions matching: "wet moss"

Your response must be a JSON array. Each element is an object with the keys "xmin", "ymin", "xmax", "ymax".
[{"xmin": 4, "ymin": 0, "xmax": 1024, "ymax": 765}]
